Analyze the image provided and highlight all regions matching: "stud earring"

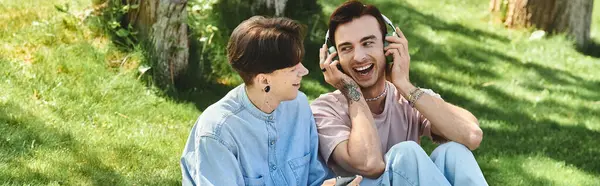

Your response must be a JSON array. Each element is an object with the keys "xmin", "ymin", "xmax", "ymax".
[{"xmin": 264, "ymin": 85, "xmax": 270, "ymax": 93}]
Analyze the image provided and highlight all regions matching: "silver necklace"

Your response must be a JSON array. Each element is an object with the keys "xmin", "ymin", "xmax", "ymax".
[{"xmin": 365, "ymin": 83, "xmax": 388, "ymax": 102}]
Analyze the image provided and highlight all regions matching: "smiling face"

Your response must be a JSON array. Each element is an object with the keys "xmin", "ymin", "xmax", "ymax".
[
  {"xmin": 334, "ymin": 15, "xmax": 387, "ymax": 89},
  {"xmin": 263, "ymin": 62, "xmax": 309, "ymax": 101}
]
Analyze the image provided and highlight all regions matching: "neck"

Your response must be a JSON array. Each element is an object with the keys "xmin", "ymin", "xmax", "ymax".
[
  {"xmin": 245, "ymin": 85, "xmax": 279, "ymax": 114},
  {"xmin": 361, "ymin": 80, "xmax": 387, "ymax": 114}
]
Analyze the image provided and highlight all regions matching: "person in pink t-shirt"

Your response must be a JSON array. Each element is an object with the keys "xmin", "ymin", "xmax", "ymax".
[{"xmin": 311, "ymin": 1, "xmax": 488, "ymax": 185}]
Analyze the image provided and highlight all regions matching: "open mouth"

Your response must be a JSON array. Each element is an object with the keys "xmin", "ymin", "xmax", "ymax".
[{"xmin": 353, "ymin": 64, "xmax": 374, "ymax": 75}]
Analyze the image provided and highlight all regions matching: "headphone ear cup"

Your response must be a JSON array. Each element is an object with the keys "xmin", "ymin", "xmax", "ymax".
[
  {"xmin": 328, "ymin": 46, "xmax": 337, "ymax": 55},
  {"xmin": 328, "ymin": 46, "xmax": 339, "ymax": 61}
]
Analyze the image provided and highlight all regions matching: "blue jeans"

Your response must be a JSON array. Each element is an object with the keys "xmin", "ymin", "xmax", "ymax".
[{"xmin": 361, "ymin": 141, "xmax": 488, "ymax": 186}]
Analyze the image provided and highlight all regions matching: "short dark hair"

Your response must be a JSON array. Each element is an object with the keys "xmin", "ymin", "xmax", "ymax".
[
  {"xmin": 329, "ymin": 1, "xmax": 387, "ymax": 47},
  {"xmin": 227, "ymin": 16, "xmax": 306, "ymax": 85}
]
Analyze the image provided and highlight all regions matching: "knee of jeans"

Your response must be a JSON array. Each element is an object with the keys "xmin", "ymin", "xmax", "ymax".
[
  {"xmin": 387, "ymin": 141, "xmax": 425, "ymax": 160},
  {"xmin": 388, "ymin": 141, "xmax": 421, "ymax": 154},
  {"xmin": 435, "ymin": 141, "xmax": 471, "ymax": 156},
  {"xmin": 386, "ymin": 141, "xmax": 425, "ymax": 169}
]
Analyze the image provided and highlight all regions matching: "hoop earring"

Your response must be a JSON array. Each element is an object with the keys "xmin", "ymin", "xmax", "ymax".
[{"xmin": 264, "ymin": 85, "xmax": 270, "ymax": 93}]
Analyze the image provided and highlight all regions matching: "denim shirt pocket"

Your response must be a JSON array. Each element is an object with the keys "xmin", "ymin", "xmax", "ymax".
[
  {"xmin": 288, "ymin": 153, "xmax": 311, "ymax": 186},
  {"xmin": 243, "ymin": 175, "xmax": 265, "ymax": 186}
]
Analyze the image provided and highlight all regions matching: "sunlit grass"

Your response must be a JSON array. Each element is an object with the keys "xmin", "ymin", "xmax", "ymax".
[
  {"xmin": 1, "ymin": 0, "xmax": 599, "ymax": 185},
  {"xmin": 0, "ymin": 0, "xmax": 198, "ymax": 184}
]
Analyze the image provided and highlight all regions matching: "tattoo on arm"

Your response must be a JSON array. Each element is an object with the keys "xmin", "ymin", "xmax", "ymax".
[{"xmin": 337, "ymin": 78, "xmax": 362, "ymax": 102}]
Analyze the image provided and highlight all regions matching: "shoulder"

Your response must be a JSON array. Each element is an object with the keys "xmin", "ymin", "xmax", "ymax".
[
  {"xmin": 277, "ymin": 91, "xmax": 314, "ymax": 118},
  {"xmin": 310, "ymin": 91, "xmax": 349, "ymax": 123},
  {"xmin": 310, "ymin": 90, "xmax": 346, "ymax": 110},
  {"xmin": 193, "ymin": 87, "xmax": 246, "ymax": 147}
]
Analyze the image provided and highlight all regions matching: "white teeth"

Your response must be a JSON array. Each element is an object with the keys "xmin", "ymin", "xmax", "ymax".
[{"xmin": 354, "ymin": 64, "xmax": 373, "ymax": 71}]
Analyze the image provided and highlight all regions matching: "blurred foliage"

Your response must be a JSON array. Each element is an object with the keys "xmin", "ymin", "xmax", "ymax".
[
  {"xmin": 96, "ymin": 0, "xmax": 139, "ymax": 50},
  {"xmin": 185, "ymin": 0, "xmax": 329, "ymax": 89}
]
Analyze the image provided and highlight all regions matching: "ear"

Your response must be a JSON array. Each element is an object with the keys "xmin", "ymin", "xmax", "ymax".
[{"xmin": 254, "ymin": 73, "xmax": 270, "ymax": 86}]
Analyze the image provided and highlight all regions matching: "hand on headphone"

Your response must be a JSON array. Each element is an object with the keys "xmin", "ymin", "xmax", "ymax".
[
  {"xmin": 319, "ymin": 44, "xmax": 356, "ymax": 91},
  {"xmin": 384, "ymin": 27, "xmax": 411, "ymax": 88}
]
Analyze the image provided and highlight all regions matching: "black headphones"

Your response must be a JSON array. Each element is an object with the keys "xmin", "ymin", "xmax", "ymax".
[{"xmin": 324, "ymin": 14, "xmax": 398, "ymax": 65}]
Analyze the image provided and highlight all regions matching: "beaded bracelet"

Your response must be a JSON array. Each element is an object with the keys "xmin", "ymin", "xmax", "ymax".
[
  {"xmin": 408, "ymin": 88, "xmax": 425, "ymax": 108},
  {"xmin": 407, "ymin": 87, "xmax": 420, "ymax": 102}
]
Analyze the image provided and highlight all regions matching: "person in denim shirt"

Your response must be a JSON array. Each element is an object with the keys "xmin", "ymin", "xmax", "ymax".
[{"xmin": 180, "ymin": 16, "xmax": 359, "ymax": 186}]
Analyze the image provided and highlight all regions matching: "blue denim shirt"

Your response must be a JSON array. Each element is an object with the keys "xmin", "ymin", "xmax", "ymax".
[{"xmin": 180, "ymin": 84, "xmax": 333, "ymax": 186}]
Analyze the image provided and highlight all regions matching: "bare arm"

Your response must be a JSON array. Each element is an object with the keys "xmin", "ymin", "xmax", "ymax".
[
  {"xmin": 331, "ymin": 78, "xmax": 385, "ymax": 178},
  {"xmin": 397, "ymin": 83, "xmax": 483, "ymax": 150},
  {"xmin": 319, "ymin": 45, "xmax": 385, "ymax": 178},
  {"xmin": 385, "ymin": 27, "xmax": 483, "ymax": 150}
]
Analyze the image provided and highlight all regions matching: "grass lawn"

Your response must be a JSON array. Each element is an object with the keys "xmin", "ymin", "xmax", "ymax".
[{"xmin": 1, "ymin": 0, "xmax": 599, "ymax": 185}]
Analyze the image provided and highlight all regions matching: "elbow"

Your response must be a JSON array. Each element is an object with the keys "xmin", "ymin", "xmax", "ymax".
[
  {"xmin": 353, "ymin": 159, "xmax": 385, "ymax": 178},
  {"xmin": 466, "ymin": 127, "xmax": 483, "ymax": 150}
]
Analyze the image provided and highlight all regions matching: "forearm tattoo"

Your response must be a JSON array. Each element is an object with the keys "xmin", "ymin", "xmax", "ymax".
[{"xmin": 336, "ymin": 78, "xmax": 362, "ymax": 102}]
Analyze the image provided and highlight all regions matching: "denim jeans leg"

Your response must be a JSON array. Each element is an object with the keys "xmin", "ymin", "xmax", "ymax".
[
  {"xmin": 361, "ymin": 141, "xmax": 451, "ymax": 186},
  {"xmin": 430, "ymin": 142, "xmax": 488, "ymax": 186}
]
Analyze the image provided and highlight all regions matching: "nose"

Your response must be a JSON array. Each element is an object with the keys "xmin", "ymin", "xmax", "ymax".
[
  {"xmin": 298, "ymin": 63, "xmax": 309, "ymax": 77},
  {"xmin": 353, "ymin": 47, "xmax": 368, "ymax": 63}
]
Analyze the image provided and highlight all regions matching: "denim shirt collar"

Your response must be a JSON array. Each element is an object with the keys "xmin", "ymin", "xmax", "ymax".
[{"xmin": 238, "ymin": 84, "xmax": 277, "ymax": 121}]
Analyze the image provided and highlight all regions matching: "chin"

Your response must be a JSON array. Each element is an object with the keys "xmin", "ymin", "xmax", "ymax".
[
  {"xmin": 352, "ymin": 73, "xmax": 380, "ymax": 89},
  {"xmin": 284, "ymin": 91, "xmax": 299, "ymax": 101}
]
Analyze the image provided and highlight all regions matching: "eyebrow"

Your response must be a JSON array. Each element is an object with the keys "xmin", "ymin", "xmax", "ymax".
[{"xmin": 337, "ymin": 35, "xmax": 377, "ymax": 48}]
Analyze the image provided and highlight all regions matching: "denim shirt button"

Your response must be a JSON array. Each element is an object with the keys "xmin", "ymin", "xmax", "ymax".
[
  {"xmin": 267, "ymin": 116, "xmax": 273, "ymax": 120},
  {"xmin": 270, "ymin": 140, "xmax": 275, "ymax": 146},
  {"xmin": 271, "ymin": 165, "xmax": 277, "ymax": 171}
]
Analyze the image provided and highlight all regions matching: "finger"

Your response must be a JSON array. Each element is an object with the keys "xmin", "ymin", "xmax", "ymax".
[
  {"xmin": 395, "ymin": 27, "xmax": 406, "ymax": 39},
  {"xmin": 348, "ymin": 175, "xmax": 363, "ymax": 186},
  {"xmin": 385, "ymin": 47, "xmax": 402, "ymax": 57},
  {"xmin": 384, "ymin": 43, "xmax": 407, "ymax": 51},
  {"xmin": 322, "ymin": 178, "xmax": 336, "ymax": 186},
  {"xmin": 324, "ymin": 52, "xmax": 337, "ymax": 66},
  {"xmin": 326, "ymin": 60, "xmax": 340, "ymax": 75},
  {"xmin": 385, "ymin": 49, "xmax": 393, "ymax": 57},
  {"xmin": 385, "ymin": 35, "xmax": 403, "ymax": 44},
  {"xmin": 391, "ymin": 47, "xmax": 402, "ymax": 60},
  {"xmin": 384, "ymin": 43, "xmax": 406, "ymax": 57},
  {"xmin": 329, "ymin": 60, "xmax": 340, "ymax": 70},
  {"xmin": 319, "ymin": 44, "xmax": 326, "ymax": 63}
]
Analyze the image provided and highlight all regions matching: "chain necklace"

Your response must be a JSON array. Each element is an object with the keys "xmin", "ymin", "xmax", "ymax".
[{"xmin": 365, "ymin": 83, "xmax": 388, "ymax": 102}]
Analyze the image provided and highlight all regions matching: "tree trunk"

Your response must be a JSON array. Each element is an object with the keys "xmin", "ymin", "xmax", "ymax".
[
  {"xmin": 258, "ymin": 0, "xmax": 288, "ymax": 16},
  {"xmin": 123, "ymin": 0, "xmax": 189, "ymax": 87},
  {"xmin": 490, "ymin": 0, "xmax": 594, "ymax": 49}
]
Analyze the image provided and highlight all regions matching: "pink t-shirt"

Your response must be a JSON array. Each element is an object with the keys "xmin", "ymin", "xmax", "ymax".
[{"xmin": 310, "ymin": 81, "xmax": 446, "ymax": 176}]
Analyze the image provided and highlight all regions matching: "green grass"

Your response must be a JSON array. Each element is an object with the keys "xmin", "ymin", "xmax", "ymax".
[
  {"xmin": 1, "ymin": 0, "xmax": 599, "ymax": 185},
  {"xmin": 0, "ymin": 0, "xmax": 198, "ymax": 184}
]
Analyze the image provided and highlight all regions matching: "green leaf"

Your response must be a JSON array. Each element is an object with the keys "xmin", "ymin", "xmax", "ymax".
[
  {"xmin": 54, "ymin": 4, "xmax": 67, "ymax": 13},
  {"xmin": 116, "ymin": 29, "xmax": 130, "ymax": 37},
  {"xmin": 109, "ymin": 21, "xmax": 121, "ymax": 29}
]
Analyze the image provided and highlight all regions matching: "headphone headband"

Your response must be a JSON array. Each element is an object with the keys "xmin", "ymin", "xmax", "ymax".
[{"xmin": 325, "ymin": 13, "xmax": 396, "ymax": 46}]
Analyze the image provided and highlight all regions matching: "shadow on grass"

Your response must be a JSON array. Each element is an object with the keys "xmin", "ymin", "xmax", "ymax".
[
  {"xmin": 579, "ymin": 40, "xmax": 600, "ymax": 58},
  {"xmin": 0, "ymin": 101, "xmax": 179, "ymax": 185}
]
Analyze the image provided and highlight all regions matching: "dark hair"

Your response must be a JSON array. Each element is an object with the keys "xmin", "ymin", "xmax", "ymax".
[
  {"xmin": 227, "ymin": 16, "xmax": 306, "ymax": 85},
  {"xmin": 328, "ymin": 1, "xmax": 387, "ymax": 47}
]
